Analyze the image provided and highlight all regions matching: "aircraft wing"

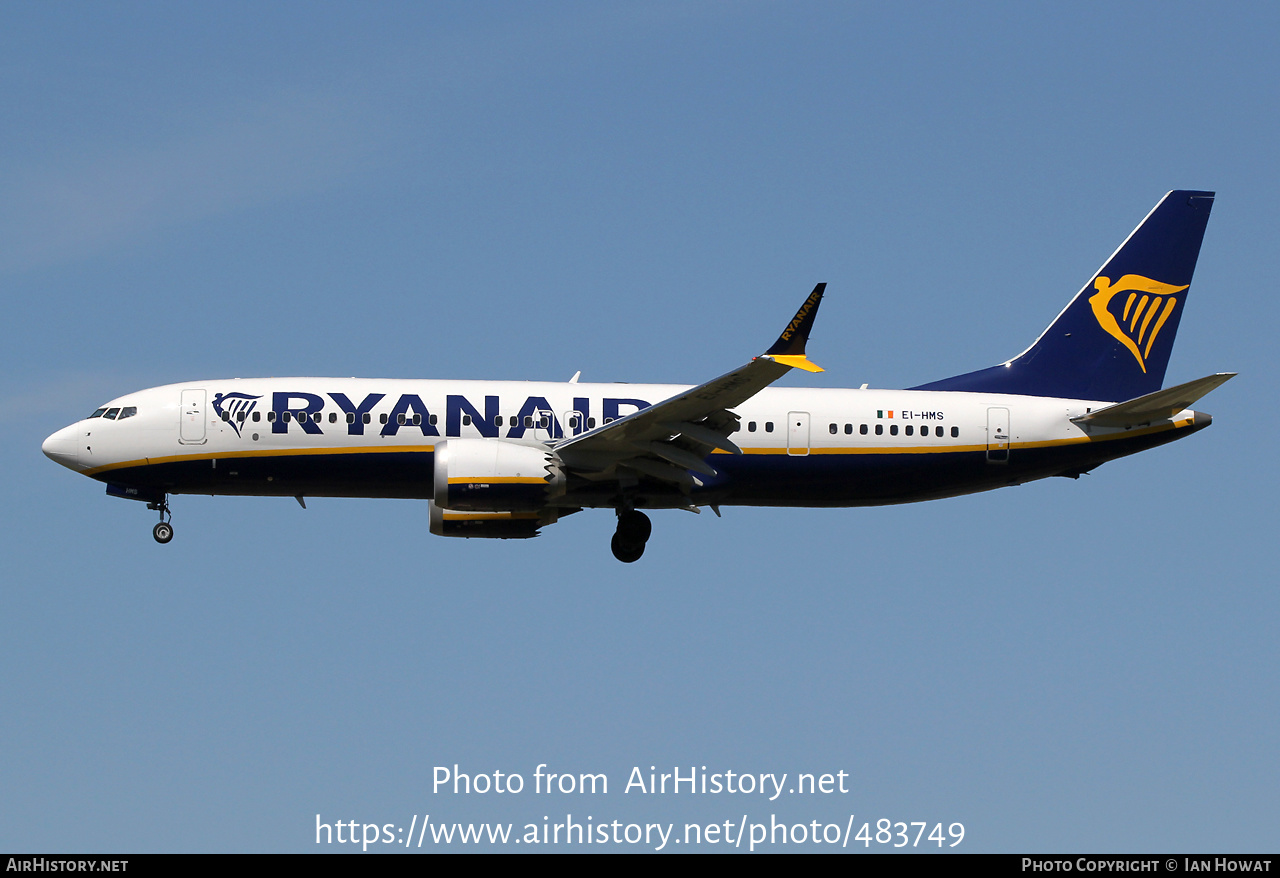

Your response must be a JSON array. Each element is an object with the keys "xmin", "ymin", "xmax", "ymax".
[
  {"xmin": 555, "ymin": 284, "xmax": 826, "ymax": 486},
  {"xmin": 1070, "ymin": 372, "xmax": 1236, "ymax": 428}
]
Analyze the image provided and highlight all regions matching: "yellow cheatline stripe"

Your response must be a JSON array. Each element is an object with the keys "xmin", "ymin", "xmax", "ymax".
[
  {"xmin": 712, "ymin": 444, "xmax": 987, "ymax": 456},
  {"xmin": 442, "ymin": 511, "xmax": 539, "ymax": 521},
  {"xmin": 809, "ymin": 443, "xmax": 990, "ymax": 455},
  {"xmin": 83, "ymin": 418, "xmax": 1195, "ymax": 477},
  {"xmin": 447, "ymin": 476, "xmax": 546, "ymax": 484},
  {"xmin": 82, "ymin": 443, "xmax": 438, "ymax": 476}
]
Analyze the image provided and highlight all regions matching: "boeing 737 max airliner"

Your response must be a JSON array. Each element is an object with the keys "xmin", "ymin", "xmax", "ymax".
[{"xmin": 43, "ymin": 190, "xmax": 1233, "ymax": 561}]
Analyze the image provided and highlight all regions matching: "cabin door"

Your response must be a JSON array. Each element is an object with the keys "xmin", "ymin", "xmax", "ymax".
[
  {"xmin": 179, "ymin": 389, "xmax": 207, "ymax": 445},
  {"xmin": 986, "ymin": 407, "xmax": 1009, "ymax": 463}
]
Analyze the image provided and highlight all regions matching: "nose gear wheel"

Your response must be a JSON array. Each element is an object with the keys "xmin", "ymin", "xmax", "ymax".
[{"xmin": 147, "ymin": 495, "xmax": 174, "ymax": 544}]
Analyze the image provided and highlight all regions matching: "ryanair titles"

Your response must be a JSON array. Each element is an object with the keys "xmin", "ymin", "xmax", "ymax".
[
  {"xmin": 213, "ymin": 390, "xmax": 653, "ymax": 440},
  {"xmin": 777, "ymin": 286, "xmax": 823, "ymax": 344}
]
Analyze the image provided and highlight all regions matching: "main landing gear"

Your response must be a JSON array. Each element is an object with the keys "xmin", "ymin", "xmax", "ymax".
[
  {"xmin": 611, "ymin": 509, "xmax": 651, "ymax": 563},
  {"xmin": 147, "ymin": 495, "xmax": 174, "ymax": 544}
]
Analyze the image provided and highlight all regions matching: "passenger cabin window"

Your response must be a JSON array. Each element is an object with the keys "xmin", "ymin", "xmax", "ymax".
[
  {"xmin": 951, "ymin": 426, "xmax": 959, "ymax": 437},
  {"xmin": 905, "ymin": 425, "xmax": 913, "ymax": 436},
  {"xmin": 221, "ymin": 410, "xmax": 231, "ymax": 421},
  {"xmin": 935, "ymin": 426, "xmax": 944, "ymax": 437},
  {"xmin": 875, "ymin": 424, "xmax": 883, "ymax": 435},
  {"xmin": 462, "ymin": 414, "xmax": 472, "ymax": 426},
  {"xmin": 412, "ymin": 414, "xmax": 422, "ymax": 426},
  {"xmin": 254, "ymin": 412, "xmax": 262, "ymax": 422},
  {"xmin": 588, "ymin": 418, "xmax": 596, "ymax": 429},
  {"xmin": 495, "ymin": 416, "xmax": 504, "ymax": 426},
  {"xmin": 380, "ymin": 413, "xmax": 388, "ymax": 424},
  {"xmin": 748, "ymin": 421, "xmax": 757, "ymax": 432},
  {"xmin": 765, "ymin": 422, "xmax": 774, "ymax": 432},
  {"xmin": 845, "ymin": 424, "xmax": 853, "ymax": 434},
  {"xmin": 890, "ymin": 424, "xmax": 898, "ymax": 436},
  {"xmin": 860, "ymin": 424, "xmax": 868, "ymax": 435}
]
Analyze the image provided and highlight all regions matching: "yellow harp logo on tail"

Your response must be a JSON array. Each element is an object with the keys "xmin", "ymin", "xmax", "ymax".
[{"xmin": 1088, "ymin": 274, "xmax": 1189, "ymax": 373}]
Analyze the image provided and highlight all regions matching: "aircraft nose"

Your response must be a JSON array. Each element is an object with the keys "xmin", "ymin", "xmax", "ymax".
[{"xmin": 42, "ymin": 424, "xmax": 81, "ymax": 469}]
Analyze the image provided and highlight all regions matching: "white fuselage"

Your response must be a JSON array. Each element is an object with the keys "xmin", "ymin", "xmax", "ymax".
[{"xmin": 42, "ymin": 377, "xmax": 1202, "ymax": 508}]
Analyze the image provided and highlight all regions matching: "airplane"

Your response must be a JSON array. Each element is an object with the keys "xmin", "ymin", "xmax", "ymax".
[{"xmin": 43, "ymin": 190, "xmax": 1233, "ymax": 562}]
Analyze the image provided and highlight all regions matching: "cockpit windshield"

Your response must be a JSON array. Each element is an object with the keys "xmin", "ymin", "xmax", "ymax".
[{"xmin": 87, "ymin": 405, "xmax": 137, "ymax": 421}]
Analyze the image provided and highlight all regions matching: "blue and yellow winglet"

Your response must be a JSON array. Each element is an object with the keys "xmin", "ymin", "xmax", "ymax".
[
  {"xmin": 559, "ymin": 283, "xmax": 828, "ymax": 457},
  {"xmin": 762, "ymin": 283, "xmax": 826, "ymax": 372}
]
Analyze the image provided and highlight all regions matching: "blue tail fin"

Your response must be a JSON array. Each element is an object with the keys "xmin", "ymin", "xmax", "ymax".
[{"xmin": 912, "ymin": 190, "xmax": 1215, "ymax": 401}]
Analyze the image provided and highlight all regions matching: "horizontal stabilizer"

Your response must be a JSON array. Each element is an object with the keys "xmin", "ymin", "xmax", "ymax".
[{"xmin": 1071, "ymin": 372, "xmax": 1235, "ymax": 428}]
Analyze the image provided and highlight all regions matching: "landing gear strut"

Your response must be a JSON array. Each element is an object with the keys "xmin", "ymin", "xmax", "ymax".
[
  {"xmin": 147, "ymin": 495, "xmax": 174, "ymax": 544},
  {"xmin": 611, "ymin": 509, "xmax": 651, "ymax": 563}
]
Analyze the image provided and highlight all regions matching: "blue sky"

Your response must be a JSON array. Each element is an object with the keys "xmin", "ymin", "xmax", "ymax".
[{"xmin": 3, "ymin": 2, "xmax": 1277, "ymax": 852}]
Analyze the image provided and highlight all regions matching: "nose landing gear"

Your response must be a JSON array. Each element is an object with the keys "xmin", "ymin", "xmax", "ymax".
[
  {"xmin": 147, "ymin": 496, "xmax": 174, "ymax": 544},
  {"xmin": 610, "ymin": 509, "xmax": 651, "ymax": 563}
]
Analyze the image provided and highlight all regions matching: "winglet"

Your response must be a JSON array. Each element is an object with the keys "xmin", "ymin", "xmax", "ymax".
[{"xmin": 764, "ymin": 283, "xmax": 826, "ymax": 372}]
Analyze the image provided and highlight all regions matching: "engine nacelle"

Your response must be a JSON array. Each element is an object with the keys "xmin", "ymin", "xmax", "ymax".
[
  {"xmin": 428, "ymin": 502, "xmax": 561, "ymax": 539},
  {"xmin": 432, "ymin": 438, "xmax": 562, "ymax": 512}
]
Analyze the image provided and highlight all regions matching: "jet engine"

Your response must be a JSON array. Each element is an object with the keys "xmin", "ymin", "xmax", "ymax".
[
  {"xmin": 428, "ymin": 502, "xmax": 563, "ymax": 539},
  {"xmin": 432, "ymin": 438, "xmax": 563, "ymax": 512}
]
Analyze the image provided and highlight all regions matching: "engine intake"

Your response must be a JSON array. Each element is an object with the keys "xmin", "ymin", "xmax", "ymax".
[{"xmin": 432, "ymin": 438, "xmax": 562, "ymax": 512}]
